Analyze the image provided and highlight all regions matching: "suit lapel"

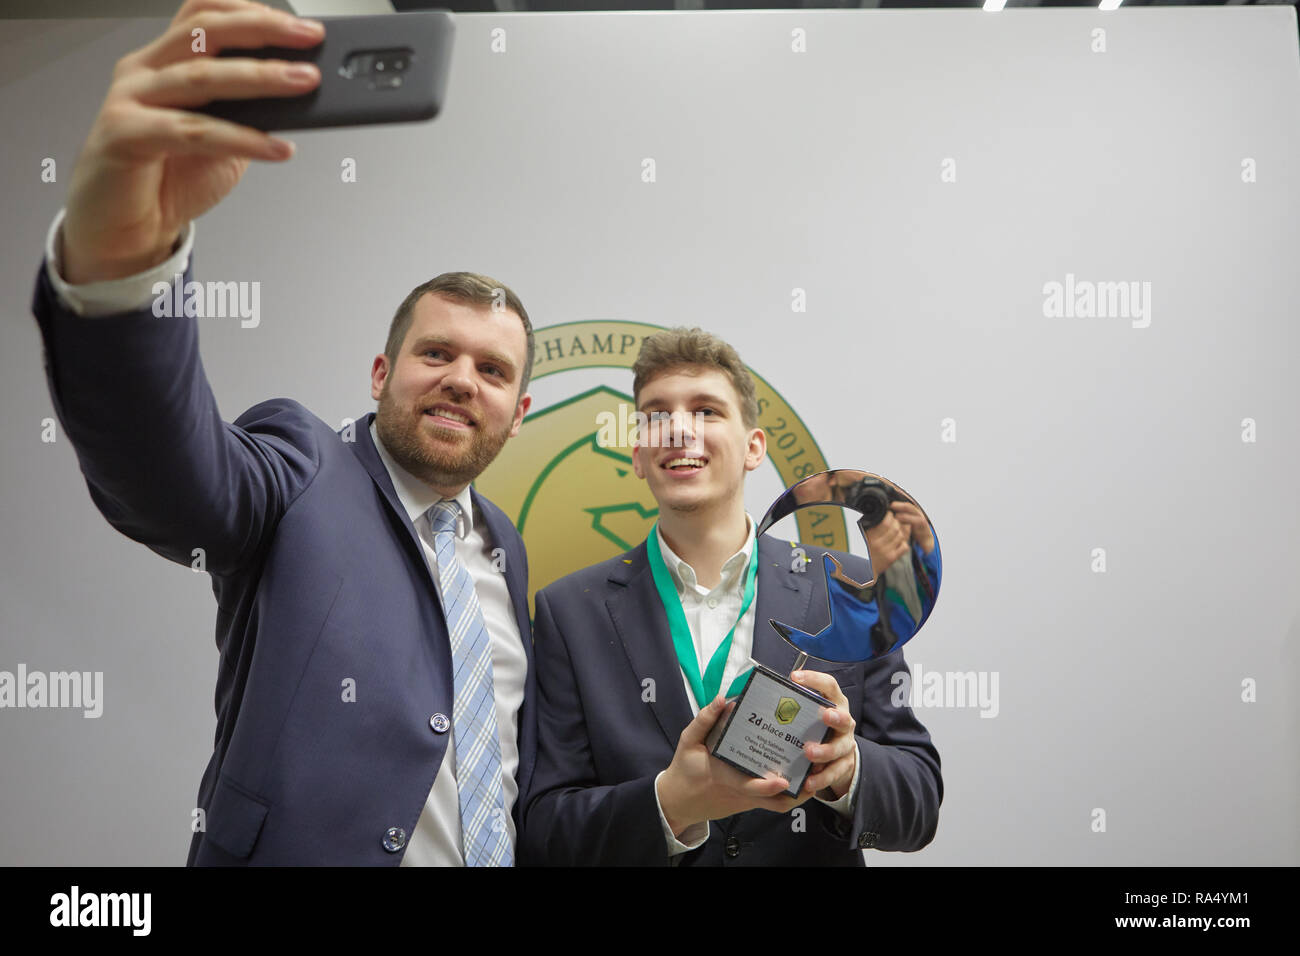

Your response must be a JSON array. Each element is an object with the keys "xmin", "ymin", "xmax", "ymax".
[
  {"xmin": 605, "ymin": 533, "xmax": 820, "ymax": 750},
  {"xmin": 752, "ymin": 534, "xmax": 815, "ymax": 675},
  {"xmin": 347, "ymin": 412, "xmax": 443, "ymax": 610},
  {"xmin": 605, "ymin": 543, "xmax": 696, "ymax": 750},
  {"xmin": 349, "ymin": 416, "xmax": 529, "ymax": 641}
]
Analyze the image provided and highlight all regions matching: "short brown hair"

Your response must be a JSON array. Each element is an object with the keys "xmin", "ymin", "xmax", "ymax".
[
  {"xmin": 385, "ymin": 272, "xmax": 535, "ymax": 397},
  {"xmin": 632, "ymin": 327, "xmax": 760, "ymax": 429}
]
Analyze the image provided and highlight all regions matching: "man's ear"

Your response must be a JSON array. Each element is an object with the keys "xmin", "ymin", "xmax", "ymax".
[
  {"xmin": 743, "ymin": 425, "xmax": 767, "ymax": 472},
  {"xmin": 370, "ymin": 355, "xmax": 390, "ymax": 401},
  {"xmin": 508, "ymin": 391, "xmax": 533, "ymax": 438},
  {"xmin": 631, "ymin": 440, "xmax": 647, "ymax": 479}
]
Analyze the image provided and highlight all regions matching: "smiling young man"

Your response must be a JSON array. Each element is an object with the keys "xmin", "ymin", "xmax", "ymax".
[
  {"xmin": 29, "ymin": 0, "xmax": 537, "ymax": 866},
  {"xmin": 521, "ymin": 327, "xmax": 943, "ymax": 866}
]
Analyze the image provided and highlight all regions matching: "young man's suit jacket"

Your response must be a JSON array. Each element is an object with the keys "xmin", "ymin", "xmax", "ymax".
[{"xmin": 521, "ymin": 534, "xmax": 941, "ymax": 866}]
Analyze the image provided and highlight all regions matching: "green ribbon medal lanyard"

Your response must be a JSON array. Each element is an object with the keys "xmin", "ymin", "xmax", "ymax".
[{"xmin": 646, "ymin": 522, "xmax": 759, "ymax": 710}]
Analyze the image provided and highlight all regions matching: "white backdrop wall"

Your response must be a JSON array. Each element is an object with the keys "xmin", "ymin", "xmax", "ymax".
[{"xmin": 0, "ymin": 8, "xmax": 1297, "ymax": 865}]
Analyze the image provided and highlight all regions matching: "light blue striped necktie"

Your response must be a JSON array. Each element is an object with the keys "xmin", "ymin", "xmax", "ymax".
[{"xmin": 427, "ymin": 499, "xmax": 512, "ymax": 867}]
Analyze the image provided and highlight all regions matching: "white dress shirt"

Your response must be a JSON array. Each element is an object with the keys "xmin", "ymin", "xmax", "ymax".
[
  {"xmin": 43, "ymin": 210, "xmax": 528, "ymax": 866},
  {"xmin": 651, "ymin": 515, "xmax": 860, "ymax": 856}
]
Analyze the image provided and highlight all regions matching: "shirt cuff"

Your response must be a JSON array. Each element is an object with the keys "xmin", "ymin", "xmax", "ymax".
[
  {"xmin": 654, "ymin": 770, "xmax": 709, "ymax": 856},
  {"xmin": 44, "ymin": 207, "xmax": 194, "ymax": 317},
  {"xmin": 813, "ymin": 743, "xmax": 861, "ymax": 818}
]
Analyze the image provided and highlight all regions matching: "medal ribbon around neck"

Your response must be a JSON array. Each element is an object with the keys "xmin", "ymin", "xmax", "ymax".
[{"xmin": 646, "ymin": 522, "xmax": 758, "ymax": 710}]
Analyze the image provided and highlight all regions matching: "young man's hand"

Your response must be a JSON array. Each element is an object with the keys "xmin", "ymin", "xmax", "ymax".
[
  {"xmin": 657, "ymin": 696, "xmax": 813, "ymax": 837},
  {"xmin": 790, "ymin": 669, "xmax": 858, "ymax": 800}
]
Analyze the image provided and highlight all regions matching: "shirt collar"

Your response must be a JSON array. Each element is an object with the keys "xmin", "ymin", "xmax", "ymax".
[
  {"xmin": 655, "ymin": 513, "xmax": 756, "ymax": 595},
  {"xmin": 370, "ymin": 419, "xmax": 474, "ymax": 538}
]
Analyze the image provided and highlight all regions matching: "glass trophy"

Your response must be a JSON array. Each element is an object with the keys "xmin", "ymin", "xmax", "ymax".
[{"xmin": 705, "ymin": 469, "xmax": 942, "ymax": 796}]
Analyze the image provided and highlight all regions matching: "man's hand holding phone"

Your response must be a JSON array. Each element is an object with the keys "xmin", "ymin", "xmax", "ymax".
[{"xmin": 61, "ymin": 0, "xmax": 322, "ymax": 284}]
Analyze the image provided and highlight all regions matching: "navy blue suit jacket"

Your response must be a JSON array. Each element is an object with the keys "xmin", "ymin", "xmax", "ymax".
[
  {"xmin": 521, "ymin": 535, "xmax": 942, "ymax": 866},
  {"xmin": 30, "ymin": 260, "xmax": 536, "ymax": 865}
]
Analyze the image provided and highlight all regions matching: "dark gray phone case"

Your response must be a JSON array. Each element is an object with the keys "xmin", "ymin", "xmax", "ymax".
[{"xmin": 195, "ymin": 11, "xmax": 454, "ymax": 132}]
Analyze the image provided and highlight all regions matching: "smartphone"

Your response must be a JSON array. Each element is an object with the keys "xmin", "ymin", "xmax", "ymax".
[{"xmin": 194, "ymin": 11, "xmax": 454, "ymax": 132}]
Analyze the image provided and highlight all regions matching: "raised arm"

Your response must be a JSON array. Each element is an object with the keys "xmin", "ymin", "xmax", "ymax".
[{"xmin": 33, "ymin": 0, "xmax": 331, "ymax": 574}]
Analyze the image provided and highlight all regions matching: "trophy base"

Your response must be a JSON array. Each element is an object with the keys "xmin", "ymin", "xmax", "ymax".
[{"xmin": 704, "ymin": 663, "xmax": 834, "ymax": 797}]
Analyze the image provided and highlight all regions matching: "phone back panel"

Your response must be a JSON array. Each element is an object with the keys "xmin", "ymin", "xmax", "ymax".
[{"xmin": 196, "ymin": 11, "xmax": 454, "ymax": 132}]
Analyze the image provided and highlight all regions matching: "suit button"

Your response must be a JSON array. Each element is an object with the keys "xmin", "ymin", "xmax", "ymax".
[
  {"xmin": 724, "ymin": 837, "xmax": 741, "ymax": 858},
  {"xmin": 430, "ymin": 713, "xmax": 450, "ymax": 734},
  {"xmin": 382, "ymin": 827, "xmax": 407, "ymax": 853},
  {"xmin": 857, "ymin": 831, "xmax": 878, "ymax": 849}
]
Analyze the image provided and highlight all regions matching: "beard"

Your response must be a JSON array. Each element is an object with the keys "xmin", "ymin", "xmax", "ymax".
[{"xmin": 374, "ymin": 384, "xmax": 514, "ymax": 491}]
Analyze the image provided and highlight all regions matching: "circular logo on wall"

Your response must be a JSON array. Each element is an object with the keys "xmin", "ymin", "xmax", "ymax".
[{"xmin": 474, "ymin": 320, "xmax": 847, "ymax": 606}]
